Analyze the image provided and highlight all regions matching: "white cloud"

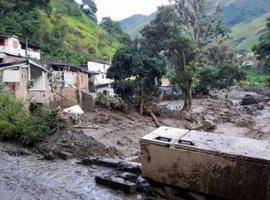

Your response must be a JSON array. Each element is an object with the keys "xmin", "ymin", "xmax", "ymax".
[{"xmin": 95, "ymin": 0, "xmax": 171, "ymax": 21}]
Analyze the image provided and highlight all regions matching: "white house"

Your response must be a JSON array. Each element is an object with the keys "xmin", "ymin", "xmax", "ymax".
[
  {"xmin": 0, "ymin": 35, "xmax": 40, "ymax": 61},
  {"xmin": 87, "ymin": 61, "xmax": 115, "ymax": 96}
]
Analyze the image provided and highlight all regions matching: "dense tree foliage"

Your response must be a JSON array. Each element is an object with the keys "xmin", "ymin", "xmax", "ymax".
[
  {"xmin": 107, "ymin": 40, "xmax": 166, "ymax": 114},
  {"xmin": 253, "ymin": 17, "xmax": 270, "ymax": 73},
  {"xmin": 0, "ymin": 0, "xmax": 127, "ymax": 64},
  {"xmin": 0, "ymin": 0, "xmax": 50, "ymax": 46},
  {"xmin": 142, "ymin": 1, "xmax": 228, "ymax": 111},
  {"xmin": 80, "ymin": 0, "xmax": 98, "ymax": 22}
]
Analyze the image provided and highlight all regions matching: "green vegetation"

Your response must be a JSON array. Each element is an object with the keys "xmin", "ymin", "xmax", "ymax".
[
  {"xmin": 196, "ymin": 65, "xmax": 246, "ymax": 93},
  {"xmin": 120, "ymin": 14, "xmax": 148, "ymax": 30},
  {"xmin": 120, "ymin": 0, "xmax": 270, "ymax": 47},
  {"xmin": 231, "ymin": 13, "xmax": 270, "ymax": 51},
  {"xmin": 253, "ymin": 17, "xmax": 270, "ymax": 73},
  {"xmin": 0, "ymin": 0, "xmax": 128, "ymax": 64},
  {"xmin": 142, "ymin": 1, "xmax": 229, "ymax": 111},
  {"xmin": 0, "ymin": 94, "xmax": 65, "ymax": 146},
  {"xmin": 223, "ymin": 0, "xmax": 270, "ymax": 27},
  {"xmin": 95, "ymin": 93, "xmax": 128, "ymax": 113},
  {"xmin": 121, "ymin": 12, "xmax": 157, "ymax": 39},
  {"xmin": 100, "ymin": 17, "xmax": 131, "ymax": 46},
  {"xmin": 107, "ymin": 40, "xmax": 166, "ymax": 114},
  {"xmin": 241, "ymin": 69, "xmax": 270, "ymax": 87}
]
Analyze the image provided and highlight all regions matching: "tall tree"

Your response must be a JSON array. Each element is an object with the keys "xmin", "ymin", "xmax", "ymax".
[
  {"xmin": 107, "ymin": 40, "xmax": 166, "ymax": 114},
  {"xmin": 142, "ymin": 1, "xmax": 227, "ymax": 111}
]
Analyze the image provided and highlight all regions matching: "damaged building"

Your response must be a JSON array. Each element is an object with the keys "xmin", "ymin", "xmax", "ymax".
[
  {"xmin": 0, "ymin": 35, "xmax": 100, "ymax": 111},
  {"xmin": 47, "ymin": 61, "xmax": 97, "ymax": 110},
  {"xmin": 0, "ymin": 35, "xmax": 51, "ymax": 105}
]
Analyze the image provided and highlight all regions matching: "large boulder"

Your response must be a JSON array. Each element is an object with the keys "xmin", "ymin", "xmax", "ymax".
[
  {"xmin": 202, "ymin": 120, "xmax": 217, "ymax": 131},
  {"xmin": 241, "ymin": 94, "xmax": 261, "ymax": 105}
]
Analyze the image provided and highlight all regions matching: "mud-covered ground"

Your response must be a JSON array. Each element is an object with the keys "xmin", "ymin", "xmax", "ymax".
[
  {"xmin": 1, "ymin": 87, "xmax": 270, "ymax": 200},
  {"xmin": 0, "ymin": 143, "xmax": 142, "ymax": 200},
  {"xmin": 36, "ymin": 88, "xmax": 270, "ymax": 160}
]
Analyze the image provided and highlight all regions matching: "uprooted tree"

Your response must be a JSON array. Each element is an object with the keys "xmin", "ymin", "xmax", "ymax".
[
  {"xmin": 142, "ymin": 1, "xmax": 228, "ymax": 111},
  {"xmin": 107, "ymin": 39, "xmax": 166, "ymax": 117}
]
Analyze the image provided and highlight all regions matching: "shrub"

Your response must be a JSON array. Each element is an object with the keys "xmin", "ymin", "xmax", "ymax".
[
  {"xmin": 0, "ymin": 94, "xmax": 65, "ymax": 146},
  {"xmin": 195, "ymin": 64, "xmax": 246, "ymax": 93},
  {"xmin": 95, "ymin": 93, "xmax": 128, "ymax": 113},
  {"xmin": 40, "ymin": 107, "xmax": 65, "ymax": 134},
  {"xmin": 240, "ymin": 69, "xmax": 270, "ymax": 87}
]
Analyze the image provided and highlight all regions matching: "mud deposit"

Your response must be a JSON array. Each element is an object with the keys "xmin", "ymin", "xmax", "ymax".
[{"xmin": 0, "ymin": 143, "xmax": 141, "ymax": 200}]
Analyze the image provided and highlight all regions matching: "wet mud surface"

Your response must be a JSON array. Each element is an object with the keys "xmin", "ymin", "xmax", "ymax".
[{"xmin": 0, "ymin": 143, "xmax": 141, "ymax": 200}]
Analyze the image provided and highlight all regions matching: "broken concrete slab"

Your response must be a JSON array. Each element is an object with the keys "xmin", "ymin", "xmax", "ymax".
[
  {"xmin": 63, "ymin": 105, "xmax": 84, "ymax": 115},
  {"xmin": 95, "ymin": 174, "xmax": 137, "ymax": 194},
  {"xmin": 79, "ymin": 157, "xmax": 141, "ymax": 174}
]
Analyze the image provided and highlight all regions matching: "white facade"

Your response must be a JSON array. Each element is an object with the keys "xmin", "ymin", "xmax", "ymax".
[
  {"xmin": 96, "ymin": 85, "xmax": 115, "ymax": 96},
  {"xmin": 87, "ymin": 61, "xmax": 113, "ymax": 86},
  {"xmin": 0, "ymin": 36, "xmax": 40, "ymax": 60}
]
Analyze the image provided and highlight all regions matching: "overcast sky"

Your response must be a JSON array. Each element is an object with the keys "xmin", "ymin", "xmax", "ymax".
[{"xmin": 95, "ymin": 0, "xmax": 171, "ymax": 21}]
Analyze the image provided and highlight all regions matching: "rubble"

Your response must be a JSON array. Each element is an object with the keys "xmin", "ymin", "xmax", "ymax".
[
  {"xmin": 36, "ymin": 129, "xmax": 121, "ymax": 159},
  {"xmin": 95, "ymin": 174, "xmax": 137, "ymax": 194},
  {"xmin": 63, "ymin": 105, "xmax": 84, "ymax": 115}
]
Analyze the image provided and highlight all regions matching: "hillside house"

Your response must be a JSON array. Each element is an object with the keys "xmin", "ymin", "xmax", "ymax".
[
  {"xmin": 0, "ymin": 59, "xmax": 51, "ymax": 104},
  {"xmin": 47, "ymin": 61, "xmax": 97, "ymax": 109},
  {"xmin": 87, "ymin": 61, "xmax": 115, "ymax": 96},
  {"xmin": 0, "ymin": 35, "xmax": 40, "ymax": 61},
  {"xmin": 0, "ymin": 35, "xmax": 51, "ymax": 105}
]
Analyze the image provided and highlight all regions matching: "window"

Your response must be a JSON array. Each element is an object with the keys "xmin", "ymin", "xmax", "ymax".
[
  {"xmin": 0, "ymin": 58, "xmax": 3, "ymax": 63},
  {"xmin": 0, "ymin": 39, "xmax": 4, "ymax": 46},
  {"xmin": 12, "ymin": 40, "xmax": 18, "ymax": 49}
]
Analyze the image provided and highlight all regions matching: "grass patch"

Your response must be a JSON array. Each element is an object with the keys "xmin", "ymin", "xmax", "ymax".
[{"xmin": 241, "ymin": 69, "xmax": 270, "ymax": 87}]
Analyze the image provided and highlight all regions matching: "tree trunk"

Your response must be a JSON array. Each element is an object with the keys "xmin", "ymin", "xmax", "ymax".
[
  {"xmin": 181, "ymin": 51, "xmax": 192, "ymax": 112},
  {"xmin": 140, "ymin": 100, "xmax": 144, "ymax": 115},
  {"xmin": 183, "ymin": 83, "xmax": 192, "ymax": 111}
]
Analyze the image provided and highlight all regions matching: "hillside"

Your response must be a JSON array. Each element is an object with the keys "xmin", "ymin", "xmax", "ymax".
[
  {"xmin": 120, "ymin": 14, "xmax": 148, "ymax": 31},
  {"xmin": 120, "ymin": 0, "xmax": 270, "ymax": 39},
  {"xmin": 223, "ymin": 0, "xmax": 270, "ymax": 27},
  {"xmin": 120, "ymin": 12, "xmax": 157, "ymax": 39},
  {"xmin": 0, "ymin": 0, "xmax": 126, "ymax": 64},
  {"xmin": 231, "ymin": 13, "xmax": 270, "ymax": 51}
]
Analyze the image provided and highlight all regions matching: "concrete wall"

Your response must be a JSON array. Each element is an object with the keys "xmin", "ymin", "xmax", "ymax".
[
  {"xmin": 81, "ymin": 92, "xmax": 95, "ymax": 112},
  {"xmin": 30, "ymin": 65, "xmax": 44, "ymax": 90},
  {"xmin": 51, "ymin": 88, "xmax": 78, "ymax": 109},
  {"xmin": 78, "ymin": 72, "xmax": 89, "ymax": 92},
  {"xmin": 3, "ymin": 54, "xmax": 25, "ymax": 63},
  {"xmin": 87, "ymin": 61, "xmax": 113, "ymax": 86},
  {"xmin": 0, "ymin": 37, "xmax": 40, "ymax": 60}
]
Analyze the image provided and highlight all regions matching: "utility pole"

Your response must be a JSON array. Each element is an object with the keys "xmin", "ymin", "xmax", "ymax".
[{"xmin": 25, "ymin": 37, "xmax": 28, "ymax": 59}]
